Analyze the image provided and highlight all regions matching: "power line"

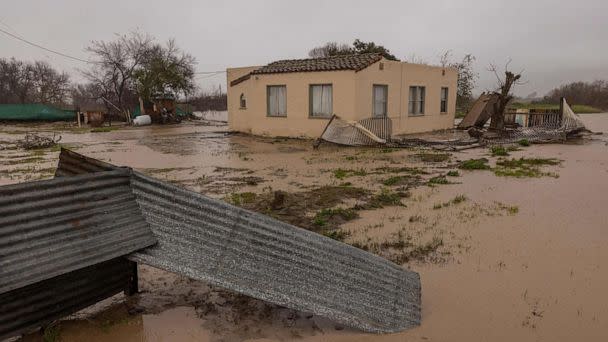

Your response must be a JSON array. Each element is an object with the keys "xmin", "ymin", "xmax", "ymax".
[
  {"xmin": 0, "ymin": 26, "xmax": 226, "ymax": 75},
  {"xmin": 0, "ymin": 27, "xmax": 93, "ymax": 63},
  {"xmin": 194, "ymin": 70, "xmax": 225, "ymax": 74},
  {"xmin": 195, "ymin": 71, "xmax": 225, "ymax": 80}
]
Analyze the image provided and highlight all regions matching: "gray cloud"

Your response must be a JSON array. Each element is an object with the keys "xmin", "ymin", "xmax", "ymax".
[{"xmin": 1, "ymin": 0, "xmax": 606, "ymax": 96}]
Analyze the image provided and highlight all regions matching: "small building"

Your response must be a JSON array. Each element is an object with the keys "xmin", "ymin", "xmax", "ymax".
[{"xmin": 227, "ymin": 53, "xmax": 457, "ymax": 138}]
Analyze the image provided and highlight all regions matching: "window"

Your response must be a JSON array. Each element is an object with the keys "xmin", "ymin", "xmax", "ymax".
[
  {"xmin": 408, "ymin": 86, "xmax": 425, "ymax": 115},
  {"xmin": 440, "ymin": 87, "xmax": 448, "ymax": 113},
  {"xmin": 309, "ymin": 84, "xmax": 333, "ymax": 118},
  {"xmin": 267, "ymin": 85, "xmax": 287, "ymax": 117},
  {"xmin": 372, "ymin": 84, "xmax": 388, "ymax": 117},
  {"xmin": 240, "ymin": 93, "xmax": 246, "ymax": 109}
]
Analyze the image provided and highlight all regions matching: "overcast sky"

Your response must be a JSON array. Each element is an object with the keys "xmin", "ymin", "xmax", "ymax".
[{"xmin": 1, "ymin": 0, "xmax": 606, "ymax": 97}]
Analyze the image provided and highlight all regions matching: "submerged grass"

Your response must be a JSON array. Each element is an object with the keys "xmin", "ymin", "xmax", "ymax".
[
  {"xmin": 459, "ymin": 158, "xmax": 491, "ymax": 170},
  {"xmin": 90, "ymin": 126, "xmax": 121, "ymax": 133},
  {"xmin": 42, "ymin": 323, "xmax": 61, "ymax": 342},
  {"xmin": 494, "ymin": 157, "xmax": 561, "ymax": 178},
  {"xmin": 412, "ymin": 152, "xmax": 451, "ymax": 163},
  {"xmin": 313, "ymin": 208, "xmax": 358, "ymax": 227},
  {"xmin": 428, "ymin": 175, "xmax": 449, "ymax": 185},
  {"xmin": 332, "ymin": 168, "xmax": 367, "ymax": 179},
  {"xmin": 490, "ymin": 145, "xmax": 509, "ymax": 156}
]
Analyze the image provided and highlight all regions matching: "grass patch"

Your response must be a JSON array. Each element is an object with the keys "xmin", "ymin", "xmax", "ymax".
[
  {"xmin": 413, "ymin": 152, "xmax": 451, "ymax": 163},
  {"xmin": 408, "ymin": 237, "xmax": 444, "ymax": 260},
  {"xmin": 451, "ymin": 194, "xmax": 467, "ymax": 204},
  {"xmin": 433, "ymin": 194, "xmax": 467, "ymax": 209},
  {"xmin": 90, "ymin": 126, "xmax": 120, "ymax": 133},
  {"xmin": 226, "ymin": 192, "xmax": 257, "ymax": 206},
  {"xmin": 332, "ymin": 168, "xmax": 367, "ymax": 179},
  {"xmin": 382, "ymin": 175, "xmax": 420, "ymax": 186},
  {"xmin": 323, "ymin": 230, "xmax": 350, "ymax": 241},
  {"xmin": 313, "ymin": 208, "xmax": 358, "ymax": 227},
  {"xmin": 351, "ymin": 233, "xmax": 444, "ymax": 264},
  {"xmin": 374, "ymin": 166, "xmax": 427, "ymax": 175},
  {"xmin": 42, "ymin": 323, "xmax": 61, "ymax": 342},
  {"xmin": 368, "ymin": 188, "xmax": 404, "ymax": 208},
  {"xmin": 459, "ymin": 158, "xmax": 490, "ymax": 170},
  {"xmin": 507, "ymin": 205, "xmax": 519, "ymax": 214},
  {"xmin": 428, "ymin": 175, "xmax": 449, "ymax": 185},
  {"xmin": 494, "ymin": 157, "xmax": 561, "ymax": 178},
  {"xmin": 490, "ymin": 145, "xmax": 509, "ymax": 156},
  {"xmin": 446, "ymin": 170, "xmax": 459, "ymax": 177},
  {"xmin": 517, "ymin": 139, "xmax": 530, "ymax": 147}
]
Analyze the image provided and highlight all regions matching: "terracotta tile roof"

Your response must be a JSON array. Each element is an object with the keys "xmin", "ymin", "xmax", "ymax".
[
  {"xmin": 230, "ymin": 53, "xmax": 382, "ymax": 86},
  {"xmin": 251, "ymin": 53, "xmax": 383, "ymax": 75}
]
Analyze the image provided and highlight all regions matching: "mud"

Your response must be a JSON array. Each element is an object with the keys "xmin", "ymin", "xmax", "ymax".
[{"xmin": 2, "ymin": 114, "xmax": 608, "ymax": 341}]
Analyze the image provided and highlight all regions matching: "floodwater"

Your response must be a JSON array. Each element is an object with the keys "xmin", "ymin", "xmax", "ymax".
[{"xmin": 2, "ymin": 114, "xmax": 608, "ymax": 342}]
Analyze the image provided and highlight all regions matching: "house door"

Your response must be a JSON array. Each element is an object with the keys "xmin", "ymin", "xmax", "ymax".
[{"xmin": 372, "ymin": 85, "xmax": 388, "ymax": 117}]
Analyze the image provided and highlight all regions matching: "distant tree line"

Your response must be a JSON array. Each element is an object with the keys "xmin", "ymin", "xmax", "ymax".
[
  {"xmin": 542, "ymin": 80, "xmax": 608, "ymax": 110},
  {"xmin": 0, "ymin": 58, "xmax": 71, "ymax": 105},
  {"xmin": 1, "ymin": 31, "xmax": 200, "ymax": 121},
  {"xmin": 189, "ymin": 89, "xmax": 227, "ymax": 111}
]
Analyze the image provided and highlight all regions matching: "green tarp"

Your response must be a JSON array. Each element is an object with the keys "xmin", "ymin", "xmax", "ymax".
[{"xmin": 0, "ymin": 104, "xmax": 75, "ymax": 121}]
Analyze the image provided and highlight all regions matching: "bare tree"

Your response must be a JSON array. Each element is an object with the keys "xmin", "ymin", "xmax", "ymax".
[
  {"xmin": 83, "ymin": 31, "xmax": 153, "ymax": 115},
  {"xmin": 30, "ymin": 61, "xmax": 70, "ymax": 105},
  {"xmin": 0, "ymin": 58, "xmax": 70, "ymax": 105},
  {"xmin": 488, "ymin": 60, "xmax": 524, "ymax": 131}
]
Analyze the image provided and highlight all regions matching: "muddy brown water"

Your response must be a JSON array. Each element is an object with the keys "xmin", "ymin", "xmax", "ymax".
[{"xmin": 3, "ymin": 115, "xmax": 608, "ymax": 341}]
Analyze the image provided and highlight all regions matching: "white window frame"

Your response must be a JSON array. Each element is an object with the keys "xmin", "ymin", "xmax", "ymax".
[
  {"xmin": 408, "ymin": 86, "xmax": 425, "ymax": 116},
  {"xmin": 440, "ymin": 87, "xmax": 448, "ymax": 113},
  {"xmin": 267, "ymin": 85, "xmax": 287, "ymax": 117},
  {"xmin": 372, "ymin": 84, "xmax": 388, "ymax": 117},
  {"xmin": 309, "ymin": 84, "xmax": 333, "ymax": 118}
]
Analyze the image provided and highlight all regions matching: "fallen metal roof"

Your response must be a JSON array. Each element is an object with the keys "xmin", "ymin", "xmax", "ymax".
[
  {"xmin": 0, "ymin": 169, "xmax": 156, "ymax": 294},
  {"xmin": 55, "ymin": 149, "xmax": 422, "ymax": 333},
  {"xmin": 0, "ymin": 257, "xmax": 135, "ymax": 340}
]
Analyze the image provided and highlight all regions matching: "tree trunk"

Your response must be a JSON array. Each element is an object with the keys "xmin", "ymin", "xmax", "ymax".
[{"xmin": 490, "ymin": 71, "xmax": 521, "ymax": 131}]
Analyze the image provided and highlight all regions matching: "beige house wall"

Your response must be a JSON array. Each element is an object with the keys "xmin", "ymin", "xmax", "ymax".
[
  {"xmin": 228, "ymin": 69, "xmax": 356, "ymax": 138},
  {"xmin": 227, "ymin": 58, "xmax": 457, "ymax": 138},
  {"xmin": 354, "ymin": 60, "xmax": 458, "ymax": 135}
]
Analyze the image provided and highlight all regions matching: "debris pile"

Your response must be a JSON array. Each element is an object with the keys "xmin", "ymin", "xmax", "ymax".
[
  {"xmin": 16, "ymin": 132, "xmax": 61, "ymax": 150},
  {"xmin": 318, "ymin": 98, "xmax": 590, "ymax": 149}
]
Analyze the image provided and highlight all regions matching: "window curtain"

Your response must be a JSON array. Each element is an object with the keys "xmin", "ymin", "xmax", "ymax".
[
  {"xmin": 409, "ymin": 86, "xmax": 425, "ymax": 115},
  {"xmin": 373, "ymin": 85, "xmax": 387, "ymax": 117},
  {"xmin": 268, "ymin": 86, "xmax": 286, "ymax": 116},
  {"xmin": 311, "ymin": 85, "xmax": 332, "ymax": 116}
]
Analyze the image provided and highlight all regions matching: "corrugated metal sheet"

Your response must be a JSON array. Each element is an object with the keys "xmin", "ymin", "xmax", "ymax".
[
  {"xmin": 0, "ymin": 169, "xmax": 156, "ymax": 294},
  {"xmin": 0, "ymin": 258, "xmax": 135, "ymax": 340},
  {"xmin": 55, "ymin": 149, "xmax": 421, "ymax": 333}
]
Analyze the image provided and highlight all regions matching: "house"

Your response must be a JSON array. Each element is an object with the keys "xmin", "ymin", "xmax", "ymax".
[{"xmin": 227, "ymin": 53, "xmax": 457, "ymax": 138}]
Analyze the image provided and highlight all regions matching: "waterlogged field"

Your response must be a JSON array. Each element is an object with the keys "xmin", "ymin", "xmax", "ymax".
[{"xmin": 2, "ymin": 114, "xmax": 608, "ymax": 342}]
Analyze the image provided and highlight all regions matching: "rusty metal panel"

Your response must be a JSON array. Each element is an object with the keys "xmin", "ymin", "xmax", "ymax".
[
  {"xmin": 0, "ymin": 169, "xmax": 156, "ymax": 294},
  {"xmin": 55, "ymin": 149, "xmax": 421, "ymax": 333},
  {"xmin": 0, "ymin": 258, "xmax": 135, "ymax": 340}
]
